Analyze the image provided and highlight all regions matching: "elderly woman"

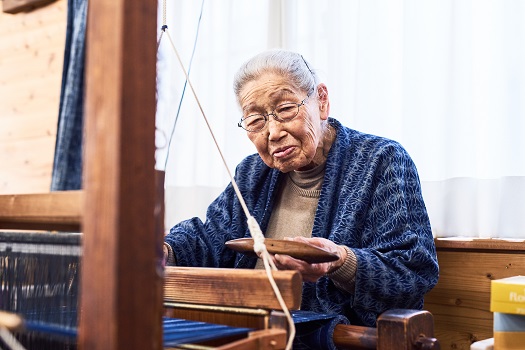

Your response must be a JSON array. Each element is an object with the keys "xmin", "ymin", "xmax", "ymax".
[{"xmin": 163, "ymin": 49, "xmax": 439, "ymax": 328}]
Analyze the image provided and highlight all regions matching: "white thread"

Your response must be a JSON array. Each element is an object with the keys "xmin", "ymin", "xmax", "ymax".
[
  {"xmin": 247, "ymin": 216, "xmax": 265, "ymax": 255},
  {"xmin": 162, "ymin": 0, "xmax": 166, "ymax": 27},
  {"xmin": 156, "ymin": 30, "xmax": 164, "ymax": 52},
  {"xmin": 0, "ymin": 327, "xmax": 26, "ymax": 350}
]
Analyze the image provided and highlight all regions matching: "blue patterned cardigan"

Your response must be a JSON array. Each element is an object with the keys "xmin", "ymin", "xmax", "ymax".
[{"xmin": 165, "ymin": 118, "xmax": 439, "ymax": 327}]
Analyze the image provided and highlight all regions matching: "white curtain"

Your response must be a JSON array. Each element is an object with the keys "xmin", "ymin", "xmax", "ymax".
[{"xmin": 156, "ymin": 0, "xmax": 525, "ymax": 239}]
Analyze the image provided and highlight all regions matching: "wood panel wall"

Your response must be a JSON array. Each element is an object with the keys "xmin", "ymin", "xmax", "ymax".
[
  {"xmin": 0, "ymin": 0, "xmax": 66, "ymax": 194},
  {"xmin": 424, "ymin": 239, "xmax": 525, "ymax": 350}
]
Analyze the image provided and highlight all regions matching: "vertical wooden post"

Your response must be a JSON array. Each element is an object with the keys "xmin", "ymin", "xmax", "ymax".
[
  {"xmin": 377, "ymin": 310, "xmax": 437, "ymax": 350},
  {"xmin": 80, "ymin": 0, "xmax": 161, "ymax": 349}
]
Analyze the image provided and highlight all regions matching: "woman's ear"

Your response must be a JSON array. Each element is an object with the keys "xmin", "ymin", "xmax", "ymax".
[{"xmin": 317, "ymin": 83, "xmax": 330, "ymax": 119}]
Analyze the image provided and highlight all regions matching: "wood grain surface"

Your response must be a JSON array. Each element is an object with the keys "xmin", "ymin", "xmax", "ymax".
[
  {"xmin": 225, "ymin": 238, "xmax": 339, "ymax": 263},
  {"xmin": 164, "ymin": 266, "xmax": 302, "ymax": 311},
  {"xmin": 425, "ymin": 239, "xmax": 525, "ymax": 349},
  {"xmin": 0, "ymin": 190, "xmax": 81, "ymax": 231}
]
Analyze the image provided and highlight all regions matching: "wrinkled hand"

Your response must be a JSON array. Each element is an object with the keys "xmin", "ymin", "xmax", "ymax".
[{"xmin": 273, "ymin": 237, "xmax": 347, "ymax": 282}]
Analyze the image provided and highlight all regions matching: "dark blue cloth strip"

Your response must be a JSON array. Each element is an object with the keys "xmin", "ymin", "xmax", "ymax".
[
  {"xmin": 163, "ymin": 318, "xmax": 252, "ymax": 346},
  {"xmin": 21, "ymin": 313, "xmax": 348, "ymax": 349},
  {"xmin": 22, "ymin": 317, "xmax": 253, "ymax": 346}
]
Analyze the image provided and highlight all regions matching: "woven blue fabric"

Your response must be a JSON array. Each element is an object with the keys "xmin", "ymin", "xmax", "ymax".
[
  {"xmin": 22, "ymin": 316, "xmax": 346, "ymax": 349},
  {"xmin": 163, "ymin": 318, "xmax": 252, "ymax": 346},
  {"xmin": 165, "ymin": 118, "xmax": 439, "ymax": 327},
  {"xmin": 23, "ymin": 317, "xmax": 253, "ymax": 346}
]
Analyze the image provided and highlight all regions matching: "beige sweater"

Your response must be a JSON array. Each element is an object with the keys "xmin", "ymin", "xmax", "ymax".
[{"xmin": 256, "ymin": 165, "xmax": 357, "ymax": 293}]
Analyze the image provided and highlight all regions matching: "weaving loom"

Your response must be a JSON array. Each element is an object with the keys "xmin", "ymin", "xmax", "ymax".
[
  {"xmin": 0, "ymin": 230, "xmax": 295, "ymax": 349},
  {"xmin": 0, "ymin": 230, "xmax": 321, "ymax": 349},
  {"xmin": 0, "ymin": 228, "xmax": 440, "ymax": 350},
  {"xmin": 0, "ymin": 231, "xmax": 79, "ymax": 349}
]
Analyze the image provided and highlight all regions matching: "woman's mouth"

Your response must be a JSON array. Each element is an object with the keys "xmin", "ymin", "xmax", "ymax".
[{"xmin": 272, "ymin": 146, "xmax": 296, "ymax": 159}]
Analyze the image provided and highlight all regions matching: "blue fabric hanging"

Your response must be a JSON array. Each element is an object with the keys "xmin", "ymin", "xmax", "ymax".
[{"xmin": 50, "ymin": 0, "xmax": 88, "ymax": 191}]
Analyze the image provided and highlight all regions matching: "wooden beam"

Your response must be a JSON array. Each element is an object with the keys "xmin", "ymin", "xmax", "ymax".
[
  {"xmin": 2, "ymin": 0, "xmax": 55, "ymax": 14},
  {"xmin": 0, "ymin": 191, "xmax": 81, "ymax": 231},
  {"xmin": 333, "ymin": 324, "xmax": 377, "ymax": 349},
  {"xmin": 79, "ymin": 0, "xmax": 161, "ymax": 349},
  {"xmin": 164, "ymin": 267, "xmax": 302, "ymax": 310},
  {"xmin": 435, "ymin": 238, "xmax": 525, "ymax": 252}
]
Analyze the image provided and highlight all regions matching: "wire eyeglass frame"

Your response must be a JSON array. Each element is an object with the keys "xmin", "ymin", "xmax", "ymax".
[{"xmin": 238, "ymin": 90, "xmax": 314, "ymax": 132}]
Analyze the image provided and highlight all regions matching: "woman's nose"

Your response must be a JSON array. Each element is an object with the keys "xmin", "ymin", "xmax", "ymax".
[{"xmin": 267, "ymin": 116, "xmax": 285, "ymax": 140}]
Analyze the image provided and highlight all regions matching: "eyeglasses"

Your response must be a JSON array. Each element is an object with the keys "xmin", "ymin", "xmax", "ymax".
[{"xmin": 238, "ymin": 91, "xmax": 313, "ymax": 132}]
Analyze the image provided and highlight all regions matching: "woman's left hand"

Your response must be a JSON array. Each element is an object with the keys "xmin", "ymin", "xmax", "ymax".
[{"xmin": 273, "ymin": 236, "xmax": 347, "ymax": 282}]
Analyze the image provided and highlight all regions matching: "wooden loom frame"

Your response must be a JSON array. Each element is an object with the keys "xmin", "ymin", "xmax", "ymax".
[
  {"xmin": 79, "ymin": 0, "xmax": 161, "ymax": 348},
  {"xmin": 1, "ymin": 0, "xmax": 162, "ymax": 349}
]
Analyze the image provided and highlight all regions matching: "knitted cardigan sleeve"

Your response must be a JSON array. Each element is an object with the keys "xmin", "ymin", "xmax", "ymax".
[
  {"xmin": 302, "ymin": 119, "xmax": 439, "ymax": 327},
  {"xmin": 164, "ymin": 154, "xmax": 278, "ymax": 268}
]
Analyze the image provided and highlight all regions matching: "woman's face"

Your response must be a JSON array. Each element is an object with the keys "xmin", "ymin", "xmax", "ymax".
[{"xmin": 238, "ymin": 72, "xmax": 329, "ymax": 173}]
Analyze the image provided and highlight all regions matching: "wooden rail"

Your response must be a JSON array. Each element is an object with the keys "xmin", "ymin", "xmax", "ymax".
[
  {"xmin": 435, "ymin": 238, "xmax": 525, "ymax": 252},
  {"xmin": 0, "ymin": 191, "xmax": 82, "ymax": 231},
  {"xmin": 164, "ymin": 267, "xmax": 302, "ymax": 310}
]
